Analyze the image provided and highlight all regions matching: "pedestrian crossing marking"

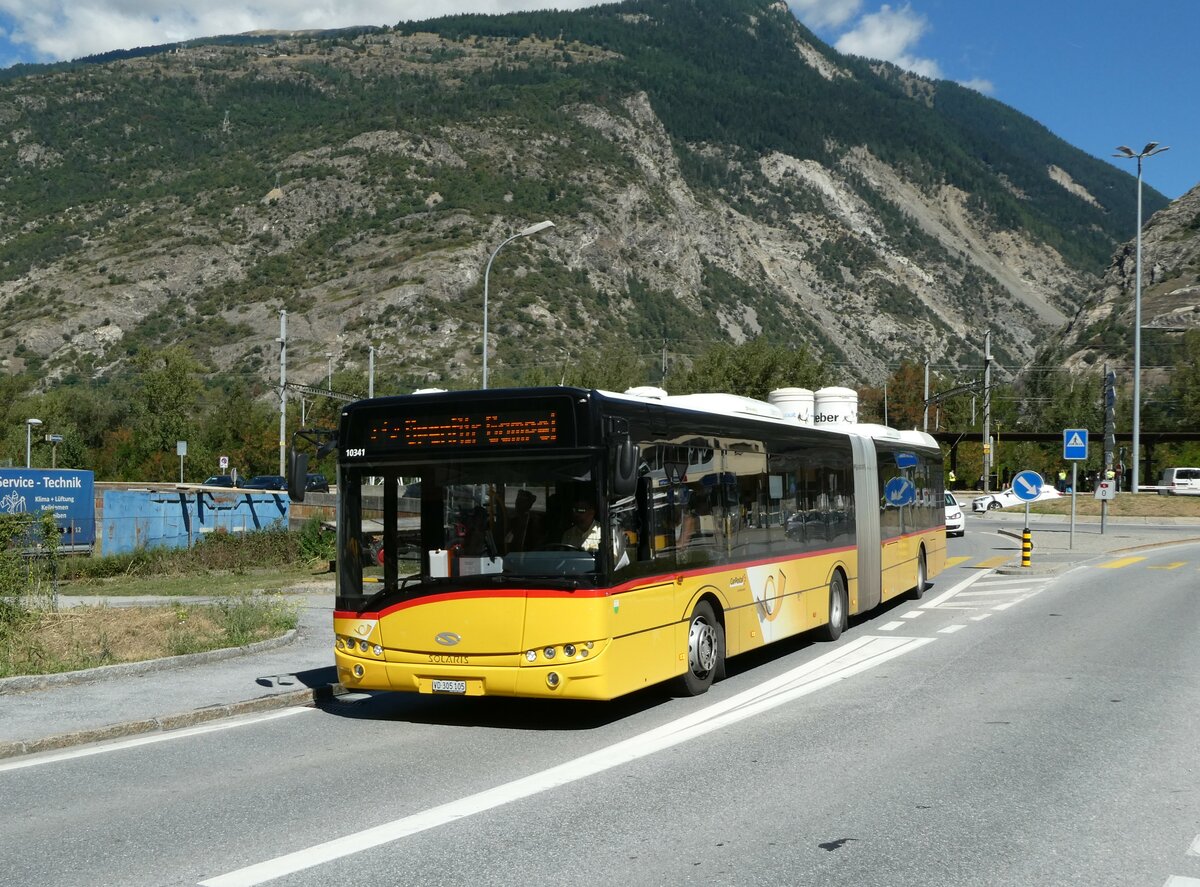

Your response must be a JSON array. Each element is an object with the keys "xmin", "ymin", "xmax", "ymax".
[
  {"xmin": 945, "ymin": 556, "xmax": 972, "ymax": 568},
  {"xmin": 1098, "ymin": 556, "xmax": 1147, "ymax": 569},
  {"xmin": 1148, "ymin": 561, "xmax": 1186, "ymax": 570}
]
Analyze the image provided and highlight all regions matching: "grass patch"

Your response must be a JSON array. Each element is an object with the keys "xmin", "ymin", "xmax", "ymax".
[{"xmin": 0, "ymin": 592, "xmax": 299, "ymax": 678}]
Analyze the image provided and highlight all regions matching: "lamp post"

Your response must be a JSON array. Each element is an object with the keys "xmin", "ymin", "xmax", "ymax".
[
  {"xmin": 1113, "ymin": 141, "xmax": 1169, "ymax": 493},
  {"xmin": 326, "ymin": 352, "xmax": 334, "ymax": 390},
  {"xmin": 25, "ymin": 418, "xmax": 42, "ymax": 468},
  {"xmin": 481, "ymin": 219, "xmax": 554, "ymax": 389}
]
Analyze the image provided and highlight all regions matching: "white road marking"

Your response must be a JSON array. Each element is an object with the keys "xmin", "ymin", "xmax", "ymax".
[
  {"xmin": 1163, "ymin": 877, "xmax": 1200, "ymax": 886},
  {"xmin": 920, "ymin": 571, "xmax": 988, "ymax": 609},
  {"xmin": 969, "ymin": 614, "xmax": 992, "ymax": 621},
  {"xmin": 0, "ymin": 707, "xmax": 314, "ymax": 773},
  {"xmin": 878, "ymin": 621, "xmax": 906, "ymax": 631},
  {"xmin": 200, "ymin": 634, "xmax": 934, "ymax": 886},
  {"xmin": 992, "ymin": 602, "xmax": 1018, "ymax": 611},
  {"xmin": 959, "ymin": 588, "xmax": 1034, "ymax": 596},
  {"xmin": 900, "ymin": 611, "xmax": 924, "ymax": 619},
  {"xmin": 1187, "ymin": 833, "xmax": 1200, "ymax": 856},
  {"xmin": 937, "ymin": 625, "xmax": 966, "ymax": 634}
]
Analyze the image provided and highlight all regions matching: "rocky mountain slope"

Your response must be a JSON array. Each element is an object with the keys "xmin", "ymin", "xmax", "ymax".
[
  {"xmin": 1058, "ymin": 182, "xmax": 1200, "ymax": 382},
  {"xmin": 0, "ymin": 0, "xmax": 1171, "ymax": 396}
]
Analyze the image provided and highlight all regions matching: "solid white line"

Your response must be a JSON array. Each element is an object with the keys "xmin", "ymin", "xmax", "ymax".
[
  {"xmin": 200, "ymin": 634, "xmax": 935, "ymax": 887},
  {"xmin": 937, "ymin": 625, "xmax": 966, "ymax": 634},
  {"xmin": 920, "ymin": 571, "xmax": 988, "ymax": 609},
  {"xmin": 0, "ymin": 708, "xmax": 314, "ymax": 773}
]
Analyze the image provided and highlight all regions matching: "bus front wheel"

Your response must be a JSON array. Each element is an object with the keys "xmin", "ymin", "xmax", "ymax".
[
  {"xmin": 675, "ymin": 600, "xmax": 724, "ymax": 696},
  {"xmin": 817, "ymin": 571, "xmax": 847, "ymax": 642}
]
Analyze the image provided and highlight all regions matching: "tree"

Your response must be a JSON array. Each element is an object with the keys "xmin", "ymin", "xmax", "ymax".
[
  {"xmin": 673, "ymin": 339, "xmax": 826, "ymax": 400},
  {"xmin": 127, "ymin": 347, "xmax": 207, "ymax": 480}
]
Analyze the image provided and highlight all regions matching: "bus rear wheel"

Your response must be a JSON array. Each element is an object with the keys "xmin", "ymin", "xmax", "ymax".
[
  {"xmin": 675, "ymin": 600, "xmax": 724, "ymax": 696},
  {"xmin": 911, "ymin": 549, "xmax": 928, "ymax": 600},
  {"xmin": 817, "ymin": 571, "xmax": 847, "ymax": 642}
]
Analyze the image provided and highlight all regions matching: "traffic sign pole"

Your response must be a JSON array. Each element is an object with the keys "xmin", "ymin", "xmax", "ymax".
[{"xmin": 1070, "ymin": 463, "xmax": 1077, "ymax": 549}]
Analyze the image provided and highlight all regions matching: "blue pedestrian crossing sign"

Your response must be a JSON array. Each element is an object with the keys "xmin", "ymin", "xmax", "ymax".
[
  {"xmin": 1063, "ymin": 428, "xmax": 1088, "ymax": 460},
  {"xmin": 1012, "ymin": 470, "xmax": 1044, "ymax": 502}
]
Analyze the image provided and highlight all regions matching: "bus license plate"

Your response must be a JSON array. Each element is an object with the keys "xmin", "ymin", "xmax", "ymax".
[{"xmin": 432, "ymin": 679, "xmax": 467, "ymax": 694}]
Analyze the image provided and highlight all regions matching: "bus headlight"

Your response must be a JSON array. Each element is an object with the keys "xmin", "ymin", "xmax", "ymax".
[
  {"xmin": 563, "ymin": 644, "xmax": 577, "ymax": 657},
  {"xmin": 543, "ymin": 646, "xmax": 556, "ymax": 659},
  {"xmin": 525, "ymin": 650, "xmax": 537, "ymax": 662},
  {"xmin": 546, "ymin": 672, "xmax": 560, "ymax": 689}
]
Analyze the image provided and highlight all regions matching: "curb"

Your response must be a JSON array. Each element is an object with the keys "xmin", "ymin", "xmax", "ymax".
[
  {"xmin": 0, "ymin": 629, "xmax": 301, "ymax": 696},
  {"xmin": 0, "ymin": 683, "xmax": 345, "ymax": 761}
]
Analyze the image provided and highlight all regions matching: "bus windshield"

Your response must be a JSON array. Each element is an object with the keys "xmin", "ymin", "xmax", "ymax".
[{"xmin": 339, "ymin": 454, "xmax": 612, "ymax": 602}]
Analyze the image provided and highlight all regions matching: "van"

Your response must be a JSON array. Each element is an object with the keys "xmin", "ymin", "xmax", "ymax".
[{"xmin": 1157, "ymin": 467, "xmax": 1200, "ymax": 495}]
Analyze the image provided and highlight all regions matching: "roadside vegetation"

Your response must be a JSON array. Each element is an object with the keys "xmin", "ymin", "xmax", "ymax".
[{"xmin": 0, "ymin": 518, "xmax": 336, "ymax": 679}]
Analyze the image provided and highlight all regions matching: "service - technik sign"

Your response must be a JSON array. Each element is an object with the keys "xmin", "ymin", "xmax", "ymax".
[{"xmin": 0, "ymin": 469, "xmax": 95, "ymax": 545}]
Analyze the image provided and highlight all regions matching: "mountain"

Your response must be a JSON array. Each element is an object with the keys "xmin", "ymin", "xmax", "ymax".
[
  {"xmin": 1057, "ymin": 182, "xmax": 1200, "ymax": 381},
  {"xmin": 0, "ymin": 0, "xmax": 1172, "ymax": 397}
]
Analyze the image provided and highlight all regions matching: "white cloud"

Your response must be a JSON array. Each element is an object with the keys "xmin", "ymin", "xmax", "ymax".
[
  {"xmin": 0, "ymin": 1, "xmax": 603, "ymax": 64},
  {"xmin": 787, "ymin": 0, "xmax": 862, "ymax": 31},
  {"xmin": 832, "ymin": 3, "xmax": 941, "ymax": 79},
  {"xmin": 959, "ymin": 77, "xmax": 994, "ymax": 96}
]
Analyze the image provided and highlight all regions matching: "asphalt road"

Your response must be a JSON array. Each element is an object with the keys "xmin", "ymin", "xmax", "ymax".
[{"xmin": 4, "ymin": 535, "xmax": 1200, "ymax": 887}]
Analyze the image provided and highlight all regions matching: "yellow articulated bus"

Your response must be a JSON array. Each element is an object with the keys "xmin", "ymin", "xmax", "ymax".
[{"xmin": 289, "ymin": 385, "xmax": 945, "ymax": 701}]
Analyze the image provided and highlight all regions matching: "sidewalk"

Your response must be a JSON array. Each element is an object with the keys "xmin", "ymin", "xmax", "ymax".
[
  {"xmin": 4, "ymin": 519, "xmax": 1200, "ymax": 761},
  {"xmin": 0, "ymin": 587, "xmax": 339, "ymax": 759}
]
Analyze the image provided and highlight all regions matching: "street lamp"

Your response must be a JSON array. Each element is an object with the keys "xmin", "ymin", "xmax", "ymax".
[
  {"xmin": 326, "ymin": 352, "xmax": 333, "ymax": 390},
  {"xmin": 481, "ymin": 219, "xmax": 555, "ymax": 389},
  {"xmin": 1113, "ymin": 141, "xmax": 1169, "ymax": 493},
  {"xmin": 25, "ymin": 418, "xmax": 42, "ymax": 468}
]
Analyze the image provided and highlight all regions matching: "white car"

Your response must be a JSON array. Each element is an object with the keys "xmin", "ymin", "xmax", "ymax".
[
  {"xmin": 971, "ymin": 485, "xmax": 1062, "ymax": 512},
  {"xmin": 944, "ymin": 491, "xmax": 965, "ymax": 537}
]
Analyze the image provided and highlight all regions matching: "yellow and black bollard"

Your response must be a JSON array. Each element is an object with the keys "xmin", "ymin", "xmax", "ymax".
[{"xmin": 1021, "ymin": 526, "xmax": 1032, "ymax": 568}]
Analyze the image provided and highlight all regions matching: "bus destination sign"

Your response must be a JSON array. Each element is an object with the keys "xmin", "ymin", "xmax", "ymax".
[{"xmin": 369, "ymin": 408, "xmax": 560, "ymax": 450}]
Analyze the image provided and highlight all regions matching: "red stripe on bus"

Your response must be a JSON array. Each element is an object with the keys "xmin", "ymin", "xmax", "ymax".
[{"xmin": 333, "ymin": 541, "xmax": 873, "ymax": 619}]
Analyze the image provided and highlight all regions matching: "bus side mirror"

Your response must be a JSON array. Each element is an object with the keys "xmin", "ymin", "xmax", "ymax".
[
  {"xmin": 288, "ymin": 450, "xmax": 308, "ymax": 503},
  {"xmin": 612, "ymin": 436, "xmax": 638, "ymax": 498}
]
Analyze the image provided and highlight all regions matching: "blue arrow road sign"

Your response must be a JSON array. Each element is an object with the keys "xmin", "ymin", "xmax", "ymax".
[
  {"xmin": 1063, "ymin": 428, "xmax": 1088, "ymax": 460},
  {"xmin": 1012, "ymin": 470, "xmax": 1044, "ymax": 502}
]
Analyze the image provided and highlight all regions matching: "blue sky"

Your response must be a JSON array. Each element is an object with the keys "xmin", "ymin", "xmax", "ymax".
[{"xmin": 0, "ymin": 0, "xmax": 1192, "ymax": 199}]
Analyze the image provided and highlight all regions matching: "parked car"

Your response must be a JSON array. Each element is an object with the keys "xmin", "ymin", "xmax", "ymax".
[
  {"xmin": 1157, "ymin": 467, "xmax": 1200, "ymax": 496},
  {"xmin": 971, "ymin": 485, "xmax": 1062, "ymax": 512},
  {"xmin": 241, "ymin": 474, "xmax": 287, "ymax": 491},
  {"xmin": 944, "ymin": 491, "xmax": 965, "ymax": 536},
  {"xmin": 305, "ymin": 473, "xmax": 330, "ymax": 493},
  {"xmin": 202, "ymin": 475, "xmax": 234, "ymax": 487}
]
